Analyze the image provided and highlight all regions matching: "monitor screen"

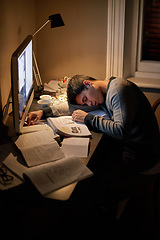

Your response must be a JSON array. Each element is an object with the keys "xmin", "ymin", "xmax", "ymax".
[
  {"xmin": 11, "ymin": 35, "xmax": 34, "ymax": 133},
  {"xmin": 18, "ymin": 39, "xmax": 32, "ymax": 117}
]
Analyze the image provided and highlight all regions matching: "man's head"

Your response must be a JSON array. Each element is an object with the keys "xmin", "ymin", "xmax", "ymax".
[{"xmin": 67, "ymin": 74, "xmax": 105, "ymax": 106}]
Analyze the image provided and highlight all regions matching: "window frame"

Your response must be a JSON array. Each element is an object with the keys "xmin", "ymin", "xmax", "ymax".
[{"xmin": 136, "ymin": 0, "xmax": 160, "ymax": 78}]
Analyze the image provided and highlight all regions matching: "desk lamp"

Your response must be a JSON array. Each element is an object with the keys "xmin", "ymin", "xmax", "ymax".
[{"xmin": 32, "ymin": 14, "xmax": 65, "ymax": 94}]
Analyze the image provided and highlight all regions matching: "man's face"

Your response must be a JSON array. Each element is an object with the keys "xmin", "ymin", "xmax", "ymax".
[{"xmin": 75, "ymin": 83, "xmax": 105, "ymax": 106}]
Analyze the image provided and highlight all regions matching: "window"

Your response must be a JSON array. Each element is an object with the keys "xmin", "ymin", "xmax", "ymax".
[
  {"xmin": 142, "ymin": 0, "xmax": 160, "ymax": 61},
  {"xmin": 136, "ymin": 0, "xmax": 160, "ymax": 78}
]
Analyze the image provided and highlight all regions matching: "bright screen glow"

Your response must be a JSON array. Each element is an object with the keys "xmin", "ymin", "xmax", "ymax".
[{"xmin": 18, "ymin": 40, "xmax": 32, "ymax": 117}]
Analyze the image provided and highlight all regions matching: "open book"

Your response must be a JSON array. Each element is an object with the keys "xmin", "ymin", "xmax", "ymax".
[
  {"xmin": 13, "ymin": 130, "xmax": 65, "ymax": 167},
  {"xmin": 4, "ymin": 153, "xmax": 93, "ymax": 196},
  {"xmin": 23, "ymin": 156, "xmax": 93, "ymax": 195},
  {"xmin": 47, "ymin": 116, "xmax": 92, "ymax": 137}
]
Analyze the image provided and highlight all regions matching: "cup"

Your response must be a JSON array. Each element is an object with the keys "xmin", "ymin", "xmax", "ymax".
[
  {"xmin": 37, "ymin": 99, "xmax": 52, "ymax": 109},
  {"xmin": 40, "ymin": 95, "xmax": 52, "ymax": 100}
]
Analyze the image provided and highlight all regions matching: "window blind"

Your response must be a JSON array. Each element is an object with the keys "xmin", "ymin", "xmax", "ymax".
[{"xmin": 142, "ymin": 0, "xmax": 160, "ymax": 61}]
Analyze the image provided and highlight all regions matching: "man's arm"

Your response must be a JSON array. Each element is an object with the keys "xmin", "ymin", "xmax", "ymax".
[{"xmin": 84, "ymin": 85, "xmax": 139, "ymax": 141}]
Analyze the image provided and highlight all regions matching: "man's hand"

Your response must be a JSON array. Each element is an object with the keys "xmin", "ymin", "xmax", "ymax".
[
  {"xmin": 72, "ymin": 110, "xmax": 88, "ymax": 123},
  {"xmin": 27, "ymin": 110, "xmax": 43, "ymax": 126}
]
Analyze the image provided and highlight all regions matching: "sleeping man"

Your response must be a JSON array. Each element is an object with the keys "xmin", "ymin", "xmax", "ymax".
[
  {"xmin": 28, "ymin": 74, "xmax": 160, "ymax": 170},
  {"xmin": 27, "ymin": 75, "xmax": 160, "ymax": 207}
]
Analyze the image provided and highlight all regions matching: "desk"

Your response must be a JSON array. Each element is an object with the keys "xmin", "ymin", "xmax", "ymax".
[
  {"xmin": 46, "ymin": 131, "xmax": 103, "ymax": 200},
  {"xmin": 29, "ymin": 98, "xmax": 103, "ymax": 200},
  {"xmin": 1, "ymin": 121, "xmax": 103, "ymax": 200}
]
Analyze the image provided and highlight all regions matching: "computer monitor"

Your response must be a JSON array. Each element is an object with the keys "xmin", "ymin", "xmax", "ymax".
[{"xmin": 11, "ymin": 35, "xmax": 34, "ymax": 133}]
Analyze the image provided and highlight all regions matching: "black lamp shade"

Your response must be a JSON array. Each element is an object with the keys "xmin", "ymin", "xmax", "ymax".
[{"xmin": 49, "ymin": 14, "xmax": 65, "ymax": 28}]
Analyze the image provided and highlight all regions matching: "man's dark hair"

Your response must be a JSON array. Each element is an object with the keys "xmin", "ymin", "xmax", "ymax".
[{"xmin": 67, "ymin": 74, "xmax": 96, "ymax": 104}]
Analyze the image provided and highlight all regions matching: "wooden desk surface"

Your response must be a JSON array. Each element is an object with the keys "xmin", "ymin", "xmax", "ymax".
[{"xmin": 46, "ymin": 131, "xmax": 103, "ymax": 200}]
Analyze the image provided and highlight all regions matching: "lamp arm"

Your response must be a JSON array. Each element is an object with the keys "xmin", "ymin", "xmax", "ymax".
[
  {"xmin": 32, "ymin": 19, "xmax": 50, "ymax": 37},
  {"xmin": 33, "ymin": 51, "xmax": 43, "ymax": 91},
  {"xmin": 33, "ymin": 66, "xmax": 39, "ymax": 87}
]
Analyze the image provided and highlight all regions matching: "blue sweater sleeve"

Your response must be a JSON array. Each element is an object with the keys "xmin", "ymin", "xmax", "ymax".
[{"xmin": 84, "ymin": 81, "xmax": 139, "ymax": 141}]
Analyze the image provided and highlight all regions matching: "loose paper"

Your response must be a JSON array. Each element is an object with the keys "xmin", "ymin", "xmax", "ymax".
[
  {"xmin": 61, "ymin": 137, "xmax": 89, "ymax": 157},
  {"xmin": 13, "ymin": 130, "xmax": 65, "ymax": 167}
]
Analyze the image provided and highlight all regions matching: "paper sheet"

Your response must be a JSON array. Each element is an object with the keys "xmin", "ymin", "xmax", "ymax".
[
  {"xmin": 23, "ymin": 156, "xmax": 93, "ymax": 195},
  {"xmin": 13, "ymin": 130, "xmax": 65, "ymax": 167},
  {"xmin": 3, "ymin": 150, "xmax": 93, "ymax": 196},
  {"xmin": 44, "ymin": 80, "xmax": 59, "ymax": 92},
  {"xmin": 22, "ymin": 123, "xmax": 55, "ymax": 136},
  {"xmin": 0, "ymin": 153, "xmax": 23, "ymax": 190},
  {"xmin": 61, "ymin": 137, "xmax": 90, "ymax": 157},
  {"xmin": 47, "ymin": 116, "xmax": 92, "ymax": 137},
  {"xmin": 3, "ymin": 153, "xmax": 27, "ymax": 180}
]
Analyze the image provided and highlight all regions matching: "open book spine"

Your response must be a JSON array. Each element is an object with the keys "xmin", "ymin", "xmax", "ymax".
[
  {"xmin": 47, "ymin": 118, "xmax": 92, "ymax": 138},
  {"xmin": 56, "ymin": 127, "xmax": 91, "ymax": 138}
]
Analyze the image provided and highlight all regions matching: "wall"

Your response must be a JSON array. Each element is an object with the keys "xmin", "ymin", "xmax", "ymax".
[
  {"xmin": 123, "ymin": 0, "xmax": 138, "ymax": 79},
  {"xmin": 0, "ymin": 0, "xmax": 36, "ymax": 121},
  {"xmin": 1, "ymin": 0, "xmax": 159, "ymax": 130},
  {"xmin": 35, "ymin": 0, "xmax": 107, "ymax": 83}
]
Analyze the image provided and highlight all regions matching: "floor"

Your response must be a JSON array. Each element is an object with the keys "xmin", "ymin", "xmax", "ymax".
[{"xmin": 1, "ymin": 179, "xmax": 160, "ymax": 240}]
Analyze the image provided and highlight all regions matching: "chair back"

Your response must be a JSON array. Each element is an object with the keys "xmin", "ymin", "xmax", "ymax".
[
  {"xmin": 152, "ymin": 98, "xmax": 160, "ymax": 113},
  {"xmin": 152, "ymin": 98, "xmax": 160, "ymax": 130}
]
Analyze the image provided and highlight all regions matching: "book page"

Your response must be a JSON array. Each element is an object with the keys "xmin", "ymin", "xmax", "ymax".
[
  {"xmin": 0, "ymin": 153, "xmax": 23, "ymax": 190},
  {"xmin": 23, "ymin": 156, "xmax": 93, "ymax": 195},
  {"xmin": 3, "ymin": 153, "xmax": 27, "ymax": 180},
  {"xmin": 13, "ymin": 130, "xmax": 65, "ymax": 167},
  {"xmin": 61, "ymin": 137, "xmax": 90, "ymax": 157},
  {"xmin": 47, "ymin": 116, "xmax": 91, "ymax": 137}
]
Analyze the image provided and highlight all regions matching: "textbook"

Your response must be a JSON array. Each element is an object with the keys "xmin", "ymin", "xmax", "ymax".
[
  {"xmin": 4, "ymin": 154, "xmax": 93, "ymax": 196},
  {"xmin": 47, "ymin": 116, "xmax": 92, "ymax": 137},
  {"xmin": 23, "ymin": 156, "xmax": 93, "ymax": 195},
  {"xmin": 13, "ymin": 130, "xmax": 65, "ymax": 167}
]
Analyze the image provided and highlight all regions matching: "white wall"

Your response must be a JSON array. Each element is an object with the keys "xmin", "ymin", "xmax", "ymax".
[
  {"xmin": 0, "ymin": 0, "xmax": 36, "ymax": 119},
  {"xmin": 34, "ymin": 0, "xmax": 107, "ymax": 82}
]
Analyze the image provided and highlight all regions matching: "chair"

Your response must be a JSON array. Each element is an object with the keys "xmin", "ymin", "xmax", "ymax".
[
  {"xmin": 152, "ymin": 98, "xmax": 160, "ymax": 113},
  {"xmin": 113, "ymin": 98, "xmax": 160, "ymax": 220}
]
